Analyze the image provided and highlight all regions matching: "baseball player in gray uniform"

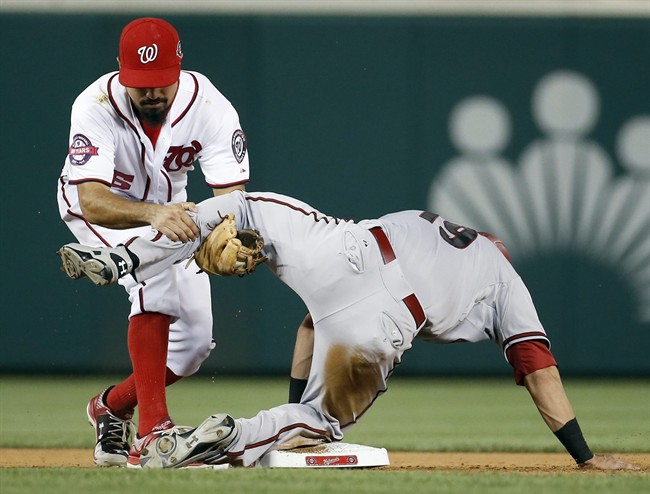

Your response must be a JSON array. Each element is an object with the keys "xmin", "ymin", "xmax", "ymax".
[{"xmin": 57, "ymin": 190, "xmax": 640, "ymax": 471}]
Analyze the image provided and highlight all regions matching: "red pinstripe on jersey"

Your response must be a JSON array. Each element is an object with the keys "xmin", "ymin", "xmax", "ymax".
[
  {"xmin": 171, "ymin": 72, "xmax": 199, "ymax": 127},
  {"xmin": 502, "ymin": 331, "xmax": 550, "ymax": 353},
  {"xmin": 66, "ymin": 177, "xmax": 113, "ymax": 187},
  {"xmin": 245, "ymin": 195, "xmax": 347, "ymax": 224},
  {"xmin": 107, "ymin": 73, "xmax": 151, "ymax": 200},
  {"xmin": 207, "ymin": 178, "xmax": 250, "ymax": 189},
  {"xmin": 108, "ymin": 74, "xmax": 146, "ymax": 141},
  {"xmin": 160, "ymin": 169, "xmax": 173, "ymax": 202},
  {"xmin": 58, "ymin": 176, "xmax": 113, "ymax": 247},
  {"xmin": 225, "ymin": 422, "xmax": 331, "ymax": 459}
]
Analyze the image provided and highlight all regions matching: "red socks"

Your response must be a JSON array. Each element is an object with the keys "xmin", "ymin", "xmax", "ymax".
[
  {"xmin": 104, "ymin": 312, "xmax": 184, "ymax": 436},
  {"xmin": 129, "ymin": 312, "xmax": 171, "ymax": 436},
  {"xmin": 106, "ymin": 367, "xmax": 183, "ymax": 421}
]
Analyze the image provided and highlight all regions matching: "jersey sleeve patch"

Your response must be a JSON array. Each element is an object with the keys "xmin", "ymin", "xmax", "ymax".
[
  {"xmin": 231, "ymin": 129, "xmax": 247, "ymax": 164},
  {"xmin": 68, "ymin": 134, "xmax": 99, "ymax": 165}
]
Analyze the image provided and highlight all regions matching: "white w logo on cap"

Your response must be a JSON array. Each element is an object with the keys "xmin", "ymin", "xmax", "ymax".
[{"xmin": 137, "ymin": 44, "xmax": 158, "ymax": 64}]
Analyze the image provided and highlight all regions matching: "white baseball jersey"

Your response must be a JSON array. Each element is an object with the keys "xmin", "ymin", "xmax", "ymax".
[
  {"xmin": 125, "ymin": 191, "xmax": 550, "ymax": 464},
  {"xmin": 58, "ymin": 70, "xmax": 249, "ymax": 224},
  {"xmin": 57, "ymin": 71, "xmax": 249, "ymax": 376}
]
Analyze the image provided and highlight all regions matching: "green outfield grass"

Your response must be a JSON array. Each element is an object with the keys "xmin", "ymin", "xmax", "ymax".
[
  {"xmin": 2, "ymin": 468, "xmax": 649, "ymax": 494},
  {"xmin": 0, "ymin": 376, "xmax": 648, "ymax": 494}
]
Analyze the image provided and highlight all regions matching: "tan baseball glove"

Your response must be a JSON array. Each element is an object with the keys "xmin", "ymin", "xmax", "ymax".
[{"xmin": 191, "ymin": 213, "xmax": 267, "ymax": 276}]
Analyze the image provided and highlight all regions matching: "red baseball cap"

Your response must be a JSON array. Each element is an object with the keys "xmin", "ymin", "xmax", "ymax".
[{"xmin": 118, "ymin": 18, "xmax": 183, "ymax": 88}]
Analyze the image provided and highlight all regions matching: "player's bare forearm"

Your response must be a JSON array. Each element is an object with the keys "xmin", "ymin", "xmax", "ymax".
[
  {"xmin": 290, "ymin": 314, "xmax": 314, "ymax": 380},
  {"xmin": 77, "ymin": 181, "xmax": 199, "ymax": 242},
  {"xmin": 523, "ymin": 366, "xmax": 575, "ymax": 431},
  {"xmin": 524, "ymin": 366, "xmax": 640, "ymax": 471}
]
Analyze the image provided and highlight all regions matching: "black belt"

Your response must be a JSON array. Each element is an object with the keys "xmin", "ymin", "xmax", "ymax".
[{"xmin": 369, "ymin": 227, "xmax": 426, "ymax": 328}]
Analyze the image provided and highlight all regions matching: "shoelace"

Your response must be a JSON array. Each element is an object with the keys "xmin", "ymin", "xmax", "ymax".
[{"xmin": 99, "ymin": 414, "xmax": 132, "ymax": 451}]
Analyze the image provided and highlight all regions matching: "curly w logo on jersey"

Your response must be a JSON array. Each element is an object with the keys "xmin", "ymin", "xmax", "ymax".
[{"xmin": 68, "ymin": 134, "xmax": 99, "ymax": 165}]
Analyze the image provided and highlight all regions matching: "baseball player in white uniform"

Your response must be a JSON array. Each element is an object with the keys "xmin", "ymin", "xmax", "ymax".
[
  {"xmin": 57, "ymin": 190, "xmax": 639, "ymax": 471},
  {"xmin": 57, "ymin": 18, "xmax": 250, "ymax": 467}
]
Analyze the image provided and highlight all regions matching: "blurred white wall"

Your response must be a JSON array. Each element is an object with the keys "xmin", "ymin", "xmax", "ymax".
[{"xmin": 1, "ymin": 0, "xmax": 649, "ymax": 17}]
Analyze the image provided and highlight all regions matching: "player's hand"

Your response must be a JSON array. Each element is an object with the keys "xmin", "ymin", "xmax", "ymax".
[
  {"xmin": 149, "ymin": 202, "xmax": 199, "ymax": 243},
  {"xmin": 578, "ymin": 454, "xmax": 641, "ymax": 471}
]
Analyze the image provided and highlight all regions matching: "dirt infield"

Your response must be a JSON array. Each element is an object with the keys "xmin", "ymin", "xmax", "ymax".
[{"xmin": 0, "ymin": 449, "xmax": 647, "ymax": 472}]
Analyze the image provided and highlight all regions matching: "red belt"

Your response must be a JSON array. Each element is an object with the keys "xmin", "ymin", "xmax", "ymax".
[{"xmin": 369, "ymin": 227, "xmax": 426, "ymax": 328}]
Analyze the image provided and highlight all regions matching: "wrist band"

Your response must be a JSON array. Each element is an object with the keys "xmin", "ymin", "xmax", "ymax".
[
  {"xmin": 288, "ymin": 377, "xmax": 308, "ymax": 404},
  {"xmin": 553, "ymin": 418, "xmax": 594, "ymax": 463}
]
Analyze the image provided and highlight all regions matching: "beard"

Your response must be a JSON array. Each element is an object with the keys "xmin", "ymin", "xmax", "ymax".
[{"xmin": 135, "ymin": 99, "xmax": 169, "ymax": 125}]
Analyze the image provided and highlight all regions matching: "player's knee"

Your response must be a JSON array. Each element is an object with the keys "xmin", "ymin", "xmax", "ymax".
[
  {"xmin": 321, "ymin": 345, "xmax": 385, "ymax": 427},
  {"xmin": 168, "ymin": 336, "xmax": 215, "ymax": 376},
  {"xmin": 167, "ymin": 313, "xmax": 215, "ymax": 376},
  {"xmin": 189, "ymin": 336, "xmax": 216, "ymax": 370}
]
